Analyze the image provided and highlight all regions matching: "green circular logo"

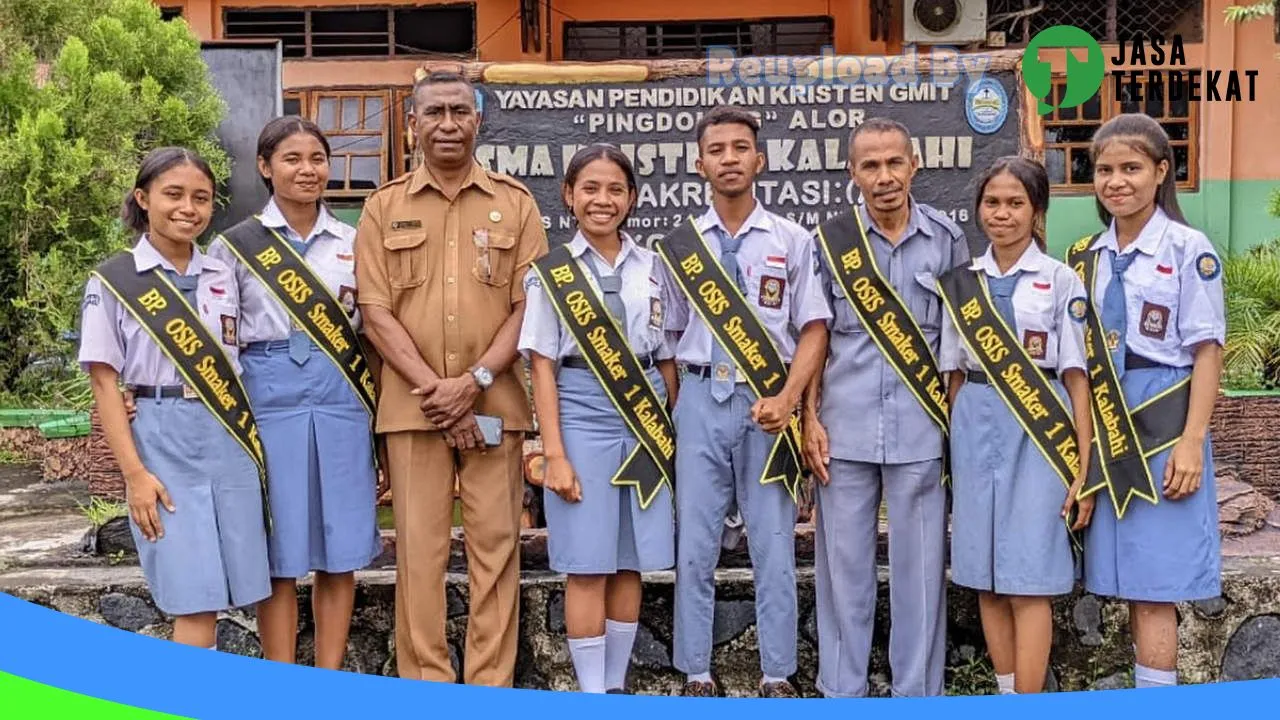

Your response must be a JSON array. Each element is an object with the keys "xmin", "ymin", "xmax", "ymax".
[{"xmin": 1023, "ymin": 25, "xmax": 1105, "ymax": 115}]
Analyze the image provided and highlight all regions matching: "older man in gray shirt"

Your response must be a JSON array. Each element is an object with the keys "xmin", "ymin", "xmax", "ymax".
[{"xmin": 804, "ymin": 117, "xmax": 971, "ymax": 699}]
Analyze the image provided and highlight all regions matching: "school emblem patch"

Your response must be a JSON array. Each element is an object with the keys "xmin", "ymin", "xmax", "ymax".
[
  {"xmin": 338, "ymin": 285, "xmax": 358, "ymax": 316},
  {"xmin": 220, "ymin": 315, "xmax": 238, "ymax": 346},
  {"xmin": 713, "ymin": 363, "xmax": 732, "ymax": 382},
  {"xmin": 1024, "ymin": 330, "xmax": 1048, "ymax": 360},
  {"xmin": 1068, "ymin": 296, "xmax": 1088, "ymax": 323},
  {"xmin": 649, "ymin": 296, "xmax": 663, "ymax": 330},
  {"xmin": 1196, "ymin": 252, "xmax": 1221, "ymax": 281},
  {"xmin": 758, "ymin": 275, "xmax": 785, "ymax": 309},
  {"xmin": 1140, "ymin": 302, "xmax": 1170, "ymax": 340},
  {"xmin": 1106, "ymin": 329, "xmax": 1121, "ymax": 351}
]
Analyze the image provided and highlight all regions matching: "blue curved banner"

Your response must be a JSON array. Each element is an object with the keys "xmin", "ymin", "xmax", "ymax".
[{"xmin": 0, "ymin": 592, "xmax": 1275, "ymax": 717}]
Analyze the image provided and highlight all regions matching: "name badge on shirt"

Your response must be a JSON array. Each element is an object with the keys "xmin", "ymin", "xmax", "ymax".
[
  {"xmin": 1139, "ymin": 301, "xmax": 1169, "ymax": 340},
  {"xmin": 649, "ymin": 296, "xmax": 663, "ymax": 330},
  {"xmin": 1024, "ymin": 329, "xmax": 1047, "ymax": 360},
  {"xmin": 758, "ymin": 275, "xmax": 785, "ymax": 309},
  {"xmin": 221, "ymin": 314, "xmax": 238, "ymax": 346}
]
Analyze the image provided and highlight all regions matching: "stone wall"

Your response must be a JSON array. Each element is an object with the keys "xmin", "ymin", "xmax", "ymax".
[
  {"xmin": 1210, "ymin": 395, "xmax": 1280, "ymax": 500},
  {"xmin": 8, "ymin": 557, "xmax": 1280, "ymax": 696}
]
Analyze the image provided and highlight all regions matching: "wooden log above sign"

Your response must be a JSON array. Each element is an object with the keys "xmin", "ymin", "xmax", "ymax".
[{"xmin": 410, "ymin": 50, "xmax": 1038, "ymax": 256}]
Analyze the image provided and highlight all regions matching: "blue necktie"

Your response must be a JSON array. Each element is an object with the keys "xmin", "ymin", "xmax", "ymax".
[
  {"xmin": 165, "ymin": 270, "xmax": 199, "ymax": 309},
  {"xmin": 710, "ymin": 233, "xmax": 744, "ymax": 403},
  {"xmin": 285, "ymin": 236, "xmax": 312, "ymax": 366},
  {"xmin": 1101, "ymin": 249, "xmax": 1136, "ymax": 377},
  {"xmin": 987, "ymin": 271, "xmax": 1021, "ymax": 333}
]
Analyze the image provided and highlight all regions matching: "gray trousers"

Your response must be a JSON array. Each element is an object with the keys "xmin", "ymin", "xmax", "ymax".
[
  {"xmin": 814, "ymin": 459, "xmax": 947, "ymax": 697},
  {"xmin": 672, "ymin": 375, "xmax": 798, "ymax": 679}
]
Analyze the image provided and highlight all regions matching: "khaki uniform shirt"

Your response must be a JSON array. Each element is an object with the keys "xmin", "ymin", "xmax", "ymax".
[{"xmin": 354, "ymin": 161, "xmax": 548, "ymax": 434}]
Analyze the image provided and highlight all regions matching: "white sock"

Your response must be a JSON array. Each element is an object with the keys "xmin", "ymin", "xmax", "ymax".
[
  {"xmin": 996, "ymin": 672, "xmax": 1015, "ymax": 694},
  {"xmin": 604, "ymin": 620, "xmax": 637, "ymax": 691},
  {"xmin": 762, "ymin": 674, "xmax": 789, "ymax": 685},
  {"xmin": 687, "ymin": 671, "xmax": 712, "ymax": 684},
  {"xmin": 1135, "ymin": 663, "xmax": 1177, "ymax": 688},
  {"xmin": 568, "ymin": 635, "xmax": 607, "ymax": 693}
]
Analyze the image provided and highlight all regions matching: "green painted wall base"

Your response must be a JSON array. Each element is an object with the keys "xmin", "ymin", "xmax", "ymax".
[{"xmin": 1046, "ymin": 179, "xmax": 1280, "ymax": 259}]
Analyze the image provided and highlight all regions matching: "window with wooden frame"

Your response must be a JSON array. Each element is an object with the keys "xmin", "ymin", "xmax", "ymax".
[
  {"xmin": 303, "ymin": 91, "xmax": 393, "ymax": 196},
  {"xmin": 1041, "ymin": 72, "xmax": 1199, "ymax": 192},
  {"xmin": 222, "ymin": 5, "xmax": 476, "ymax": 59},
  {"xmin": 392, "ymin": 87, "xmax": 418, "ymax": 177}
]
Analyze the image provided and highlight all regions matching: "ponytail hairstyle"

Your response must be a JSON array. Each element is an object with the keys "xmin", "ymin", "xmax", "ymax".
[
  {"xmin": 973, "ymin": 155, "xmax": 1051, "ymax": 251},
  {"xmin": 562, "ymin": 143, "xmax": 639, "ymax": 227},
  {"xmin": 1090, "ymin": 113, "xmax": 1187, "ymax": 227},
  {"xmin": 119, "ymin": 146, "xmax": 218, "ymax": 236},
  {"xmin": 256, "ymin": 115, "xmax": 331, "ymax": 197}
]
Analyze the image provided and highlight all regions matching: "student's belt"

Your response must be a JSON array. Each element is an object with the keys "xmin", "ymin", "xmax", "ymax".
[
  {"xmin": 1066, "ymin": 234, "xmax": 1192, "ymax": 519},
  {"xmin": 216, "ymin": 217, "xmax": 377, "ymax": 417},
  {"xmin": 656, "ymin": 219, "xmax": 804, "ymax": 502},
  {"xmin": 937, "ymin": 267, "xmax": 1099, "ymax": 553},
  {"xmin": 92, "ymin": 251, "xmax": 271, "ymax": 531},
  {"xmin": 529, "ymin": 244, "xmax": 675, "ymax": 510},
  {"xmin": 815, "ymin": 209, "xmax": 950, "ymax": 483}
]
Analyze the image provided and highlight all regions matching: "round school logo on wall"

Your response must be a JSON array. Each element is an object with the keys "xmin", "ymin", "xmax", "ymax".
[{"xmin": 965, "ymin": 77, "xmax": 1009, "ymax": 135}]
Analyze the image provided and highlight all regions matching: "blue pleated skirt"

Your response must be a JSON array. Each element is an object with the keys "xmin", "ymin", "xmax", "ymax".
[
  {"xmin": 545, "ymin": 365, "xmax": 675, "ymax": 574},
  {"xmin": 130, "ymin": 396, "xmax": 271, "ymax": 616},
  {"xmin": 240, "ymin": 340, "xmax": 382, "ymax": 579},
  {"xmin": 1083, "ymin": 365, "xmax": 1221, "ymax": 602},
  {"xmin": 949, "ymin": 379, "xmax": 1077, "ymax": 596}
]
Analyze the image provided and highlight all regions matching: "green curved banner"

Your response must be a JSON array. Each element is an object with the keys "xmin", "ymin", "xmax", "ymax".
[{"xmin": 0, "ymin": 671, "xmax": 190, "ymax": 719}]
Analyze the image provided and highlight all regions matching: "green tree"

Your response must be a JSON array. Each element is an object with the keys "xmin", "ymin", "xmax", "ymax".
[
  {"xmin": 0, "ymin": 0, "xmax": 228, "ymax": 399},
  {"xmin": 1224, "ymin": 2, "xmax": 1277, "ymax": 23}
]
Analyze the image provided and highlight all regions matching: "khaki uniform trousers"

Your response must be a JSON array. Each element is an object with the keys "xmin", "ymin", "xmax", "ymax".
[{"xmin": 386, "ymin": 430, "xmax": 524, "ymax": 685}]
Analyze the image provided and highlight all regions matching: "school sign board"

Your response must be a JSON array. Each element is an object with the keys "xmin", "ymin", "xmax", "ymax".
[{"xmin": 419, "ymin": 51, "xmax": 1034, "ymax": 257}]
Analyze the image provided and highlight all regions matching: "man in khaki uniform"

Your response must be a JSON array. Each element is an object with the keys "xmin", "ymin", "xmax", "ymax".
[{"xmin": 354, "ymin": 70, "xmax": 548, "ymax": 686}]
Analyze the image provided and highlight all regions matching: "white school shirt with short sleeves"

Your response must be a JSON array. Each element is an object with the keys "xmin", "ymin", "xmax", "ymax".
[
  {"xmin": 206, "ymin": 198, "xmax": 361, "ymax": 345},
  {"xmin": 659, "ymin": 200, "xmax": 833, "ymax": 366},
  {"xmin": 940, "ymin": 242, "xmax": 1088, "ymax": 377},
  {"xmin": 518, "ymin": 232, "xmax": 673, "ymax": 362},
  {"xmin": 77, "ymin": 235, "xmax": 243, "ymax": 385},
  {"xmin": 1088, "ymin": 207, "xmax": 1226, "ymax": 367}
]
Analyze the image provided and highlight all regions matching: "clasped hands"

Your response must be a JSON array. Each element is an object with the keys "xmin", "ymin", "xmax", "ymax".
[{"xmin": 411, "ymin": 375, "xmax": 486, "ymax": 450}]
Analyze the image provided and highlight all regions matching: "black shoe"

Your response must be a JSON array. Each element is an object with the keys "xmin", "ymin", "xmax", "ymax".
[{"xmin": 606, "ymin": 688, "xmax": 629, "ymax": 694}]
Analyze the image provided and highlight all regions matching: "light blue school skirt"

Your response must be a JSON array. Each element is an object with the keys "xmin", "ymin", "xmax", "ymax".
[
  {"xmin": 240, "ymin": 340, "xmax": 381, "ymax": 579},
  {"xmin": 1083, "ymin": 365, "xmax": 1221, "ymax": 603},
  {"xmin": 545, "ymin": 365, "xmax": 676, "ymax": 575},
  {"xmin": 949, "ymin": 378, "xmax": 1077, "ymax": 596},
  {"xmin": 130, "ymin": 394, "xmax": 271, "ymax": 616}
]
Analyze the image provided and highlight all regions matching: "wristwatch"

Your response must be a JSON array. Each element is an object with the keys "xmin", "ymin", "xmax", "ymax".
[{"xmin": 470, "ymin": 365, "xmax": 494, "ymax": 390}]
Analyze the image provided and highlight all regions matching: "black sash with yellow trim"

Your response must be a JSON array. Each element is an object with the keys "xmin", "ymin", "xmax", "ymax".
[
  {"xmin": 1067, "ymin": 235, "xmax": 1193, "ymax": 518},
  {"xmin": 217, "ymin": 217, "xmax": 377, "ymax": 416},
  {"xmin": 815, "ymin": 209, "xmax": 950, "ymax": 479},
  {"xmin": 530, "ymin": 244, "xmax": 675, "ymax": 510},
  {"xmin": 92, "ymin": 252, "xmax": 271, "ymax": 529},
  {"xmin": 656, "ymin": 220, "xmax": 804, "ymax": 502},
  {"xmin": 938, "ymin": 267, "xmax": 1100, "ymax": 550}
]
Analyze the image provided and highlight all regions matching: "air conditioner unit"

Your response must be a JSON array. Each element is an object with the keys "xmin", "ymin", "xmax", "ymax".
[{"xmin": 903, "ymin": 0, "xmax": 988, "ymax": 45}]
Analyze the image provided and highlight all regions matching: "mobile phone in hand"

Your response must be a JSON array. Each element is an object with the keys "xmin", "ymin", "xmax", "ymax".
[{"xmin": 476, "ymin": 414, "xmax": 503, "ymax": 447}]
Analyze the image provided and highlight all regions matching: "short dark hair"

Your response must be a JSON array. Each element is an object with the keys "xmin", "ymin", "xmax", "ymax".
[
  {"xmin": 412, "ymin": 69, "xmax": 477, "ymax": 109},
  {"xmin": 120, "ymin": 147, "xmax": 217, "ymax": 235},
  {"xmin": 256, "ymin": 115, "xmax": 330, "ymax": 195},
  {"xmin": 974, "ymin": 155, "xmax": 1051, "ymax": 250},
  {"xmin": 848, "ymin": 117, "xmax": 913, "ymax": 159},
  {"xmin": 694, "ymin": 105, "xmax": 760, "ymax": 146}
]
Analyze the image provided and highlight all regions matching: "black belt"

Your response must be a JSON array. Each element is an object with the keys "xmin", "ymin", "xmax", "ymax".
[
  {"xmin": 562, "ymin": 354, "xmax": 656, "ymax": 370},
  {"xmin": 684, "ymin": 362, "xmax": 791, "ymax": 379},
  {"xmin": 1125, "ymin": 352, "xmax": 1169, "ymax": 371},
  {"xmin": 127, "ymin": 384, "xmax": 195, "ymax": 399},
  {"xmin": 966, "ymin": 368, "xmax": 1057, "ymax": 384}
]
